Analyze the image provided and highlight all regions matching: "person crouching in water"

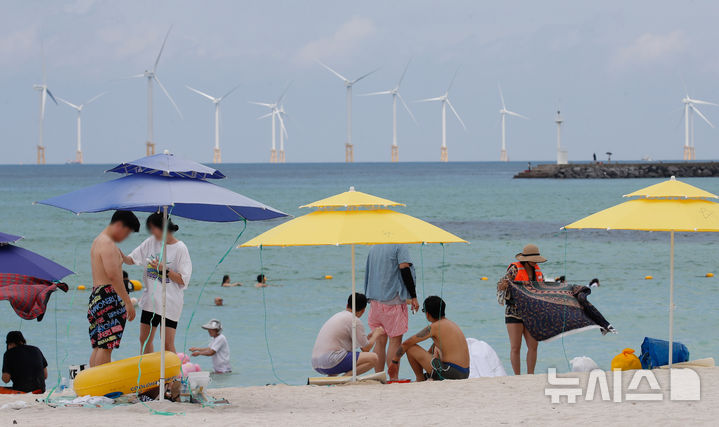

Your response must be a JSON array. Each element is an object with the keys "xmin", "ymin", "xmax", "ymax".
[
  {"xmin": 388, "ymin": 296, "xmax": 469, "ymax": 381},
  {"xmin": 496, "ymin": 243, "xmax": 545, "ymax": 375},
  {"xmin": 123, "ymin": 212, "xmax": 192, "ymax": 354},
  {"xmin": 189, "ymin": 319, "xmax": 231, "ymax": 373}
]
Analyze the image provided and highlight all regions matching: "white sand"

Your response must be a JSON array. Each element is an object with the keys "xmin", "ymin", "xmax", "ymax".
[{"xmin": 1, "ymin": 368, "xmax": 717, "ymax": 426}]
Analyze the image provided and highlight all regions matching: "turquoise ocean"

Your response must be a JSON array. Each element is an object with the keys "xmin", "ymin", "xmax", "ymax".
[{"xmin": 1, "ymin": 162, "xmax": 717, "ymax": 388}]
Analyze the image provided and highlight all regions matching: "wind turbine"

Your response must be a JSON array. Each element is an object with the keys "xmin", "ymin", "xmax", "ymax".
[
  {"xmin": 186, "ymin": 85, "xmax": 239, "ymax": 163},
  {"xmin": 681, "ymin": 93, "xmax": 716, "ymax": 160},
  {"xmin": 276, "ymin": 104, "xmax": 289, "ymax": 163},
  {"xmin": 250, "ymin": 85, "xmax": 290, "ymax": 163},
  {"xmin": 555, "ymin": 109, "xmax": 567, "ymax": 164},
  {"xmin": 33, "ymin": 47, "xmax": 57, "ymax": 164},
  {"xmin": 417, "ymin": 69, "xmax": 466, "ymax": 162},
  {"xmin": 318, "ymin": 61, "xmax": 377, "ymax": 162},
  {"xmin": 361, "ymin": 60, "xmax": 417, "ymax": 162},
  {"xmin": 127, "ymin": 26, "xmax": 182, "ymax": 156},
  {"xmin": 56, "ymin": 92, "xmax": 107, "ymax": 164},
  {"xmin": 498, "ymin": 85, "xmax": 528, "ymax": 162}
]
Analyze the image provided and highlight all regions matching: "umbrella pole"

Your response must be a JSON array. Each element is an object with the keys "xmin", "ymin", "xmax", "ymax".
[
  {"xmin": 669, "ymin": 231, "xmax": 674, "ymax": 368},
  {"xmin": 351, "ymin": 244, "xmax": 357, "ymax": 382},
  {"xmin": 159, "ymin": 206, "xmax": 169, "ymax": 401}
]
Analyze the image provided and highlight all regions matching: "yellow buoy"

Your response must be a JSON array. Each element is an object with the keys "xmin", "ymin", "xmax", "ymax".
[
  {"xmin": 77, "ymin": 285, "xmax": 86, "ymax": 291},
  {"xmin": 706, "ymin": 273, "xmax": 714, "ymax": 278},
  {"xmin": 324, "ymin": 275, "xmax": 333, "ymax": 280},
  {"xmin": 480, "ymin": 277, "xmax": 489, "ymax": 281},
  {"xmin": 130, "ymin": 279, "xmax": 142, "ymax": 291},
  {"xmin": 645, "ymin": 275, "xmax": 653, "ymax": 280}
]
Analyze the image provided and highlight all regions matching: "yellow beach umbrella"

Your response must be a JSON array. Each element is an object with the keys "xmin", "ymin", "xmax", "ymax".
[
  {"xmin": 565, "ymin": 177, "xmax": 719, "ymax": 366},
  {"xmin": 241, "ymin": 187, "xmax": 466, "ymax": 379}
]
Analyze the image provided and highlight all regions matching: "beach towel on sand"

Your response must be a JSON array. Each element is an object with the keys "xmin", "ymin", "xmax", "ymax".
[
  {"xmin": 508, "ymin": 281, "xmax": 611, "ymax": 342},
  {"xmin": 0, "ymin": 274, "xmax": 69, "ymax": 320},
  {"xmin": 466, "ymin": 338, "xmax": 507, "ymax": 378}
]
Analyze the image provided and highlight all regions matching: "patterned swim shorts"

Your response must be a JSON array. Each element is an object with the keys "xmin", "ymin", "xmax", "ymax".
[{"xmin": 87, "ymin": 284, "xmax": 127, "ymax": 349}]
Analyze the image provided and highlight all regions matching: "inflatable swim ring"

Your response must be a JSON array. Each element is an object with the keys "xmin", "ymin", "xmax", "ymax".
[
  {"xmin": 130, "ymin": 279, "xmax": 142, "ymax": 291},
  {"xmin": 73, "ymin": 351, "xmax": 181, "ymax": 396}
]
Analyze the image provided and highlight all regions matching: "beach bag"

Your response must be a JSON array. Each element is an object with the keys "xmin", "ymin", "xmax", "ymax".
[
  {"xmin": 570, "ymin": 356, "xmax": 599, "ymax": 372},
  {"xmin": 639, "ymin": 337, "xmax": 689, "ymax": 369},
  {"xmin": 610, "ymin": 348, "xmax": 642, "ymax": 371}
]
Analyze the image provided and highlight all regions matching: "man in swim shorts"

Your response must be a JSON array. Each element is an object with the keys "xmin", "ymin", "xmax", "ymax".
[
  {"xmin": 364, "ymin": 244, "xmax": 418, "ymax": 379},
  {"xmin": 311, "ymin": 294, "xmax": 386, "ymax": 376},
  {"xmin": 388, "ymin": 296, "xmax": 470, "ymax": 381},
  {"xmin": 88, "ymin": 210, "xmax": 139, "ymax": 367}
]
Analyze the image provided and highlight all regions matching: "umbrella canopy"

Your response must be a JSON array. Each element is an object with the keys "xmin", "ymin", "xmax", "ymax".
[
  {"xmin": 0, "ymin": 245, "xmax": 74, "ymax": 282},
  {"xmin": 107, "ymin": 152, "xmax": 225, "ymax": 180},
  {"xmin": 38, "ymin": 173, "xmax": 286, "ymax": 222},
  {"xmin": 564, "ymin": 176, "xmax": 719, "ymax": 366},
  {"xmin": 241, "ymin": 208, "xmax": 466, "ymax": 247},
  {"xmin": 0, "ymin": 232, "xmax": 22, "ymax": 245},
  {"xmin": 300, "ymin": 188, "xmax": 405, "ymax": 209}
]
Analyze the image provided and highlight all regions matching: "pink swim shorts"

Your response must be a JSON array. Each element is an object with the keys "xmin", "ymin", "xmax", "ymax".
[{"xmin": 368, "ymin": 301, "xmax": 408, "ymax": 337}]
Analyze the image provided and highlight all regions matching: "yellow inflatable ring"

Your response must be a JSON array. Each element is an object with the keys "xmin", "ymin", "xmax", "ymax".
[{"xmin": 130, "ymin": 279, "xmax": 142, "ymax": 291}]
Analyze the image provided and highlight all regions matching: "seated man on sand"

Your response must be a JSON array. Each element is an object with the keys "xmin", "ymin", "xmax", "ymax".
[
  {"xmin": 312, "ymin": 293, "xmax": 386, "ymax": 376},
  {"xmin": 388, "ymin": 296, "xmax": 470, "ymax": 381},
  {"xmin": 1, "ymin": 331, "xmax": 48, "ymax": 394}
]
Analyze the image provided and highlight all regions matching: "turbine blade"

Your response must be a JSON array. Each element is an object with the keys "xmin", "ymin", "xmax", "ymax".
[
  {"xmin": 257, "ymin": 111, "xmax": 274, "ymax": 120},
  {"xmin": 186, "ymin": 85, "xmax": 216, "ymax": 101},
  {"xmin": 220, "ymin": 84, "xmax": 240, "ymax": 101},
  {"xmin": 153, "ymin": 75, "xmax": 183, "ymax": 119},
  {"xmin": 317, "ymin": 60, "xmax": 349, "ymax": 82},
  {"xmin": 57, "ymin": 97, "xmax": 80, "ymax": 110},
  {"xmin": 276, "ymin": 81, "xmax": 292, "ymax": 104},
  {"xmin": 415, "ymin": 96, "xmax": 444, "ymax": 103},
  {"xmin": 691, "ymin": 99, "xmax": 719, "ymax": 107},
  {"xmin": 277, "ymin": 111, "xmax": 288, "ymax": 138},
  {"xmin": 249, "ymin": 101, "xmax": 274, "ymax": 108},
  {"xmin": 352, "ymin": 68, "xmax": 379, "ymax": 84},
  {"xmin": 85, "ymin": 91, "xmax": 107, "ymax": 106},
  {"xmin": 446, "ymin": 99, "xmax": 467, "ymax": 130},
  {"xmin": 498, "ymin": 83, "xmax": 506, "ymax": 109},
  {"xmin": 122, "ymin": 73, "xmax": 146, "ymax": 80},
  {"xmin": 46, "ymin": 88, "xmax": 58, "ymax": 105},
  {"xmin": 154, "ymin": 25, "xmax": 173, "ymax": 72},
  {"xmin": 447, "ymin": 67, "xmax": 460, "ymax": 93},
  {"xmin": 692, "ymin": 105, "xmax": 715, "ymax": 128},
  {"xmin": 398, "ymin": 58, "xmax": 411, "ymax": 87},
  {"xmin": 506, "ymin": 110, "xmax": 528, "ymax": 120},
  {"xmin": 359, "ymin": 90, "xmax": 393, "ymax": 96},
  {"xmin": 397, "ymin": 92, "xmax": 418, "ymax": 124}
]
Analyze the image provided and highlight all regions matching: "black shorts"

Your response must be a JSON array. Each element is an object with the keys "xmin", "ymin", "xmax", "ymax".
[
  {"xmin": 505, "ymin": 316, "xmax": 523, "ymax": 324},
  {"xmin": 140, "ymin": 310, "xmax": 178, "ymax": 329}
]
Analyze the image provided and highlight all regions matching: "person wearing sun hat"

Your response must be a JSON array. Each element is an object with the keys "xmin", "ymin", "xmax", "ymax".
[
  {"xmin": 496, "ymin": 244, "xmax": 546, "ymax": 375},
  {"xmin": 189, "ymin": 319, "xmax": 231, "ymax": 373}
]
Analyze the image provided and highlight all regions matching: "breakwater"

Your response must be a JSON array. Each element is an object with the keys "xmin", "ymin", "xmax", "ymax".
[{"xmin": 514, "ymin": 162, "xmax": 719, "ymax": 179}]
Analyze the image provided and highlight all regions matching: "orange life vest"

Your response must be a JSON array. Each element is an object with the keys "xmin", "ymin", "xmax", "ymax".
[{"xmin": 510, "ymin": 261, "xmax": 544, "ymax": 282}]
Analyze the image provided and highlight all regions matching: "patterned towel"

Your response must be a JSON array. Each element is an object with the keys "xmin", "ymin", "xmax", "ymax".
[
  {"xmin": 509, "ymin": 281, "xmax": 611, "ymax": 342},
  {"xmin": 0, "ymin": 273, "xmax": 69, "ymax": 320}
]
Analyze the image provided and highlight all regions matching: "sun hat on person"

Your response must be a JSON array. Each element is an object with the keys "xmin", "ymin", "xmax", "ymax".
[
  {"xmin": 515, "ymin": 244, "xmax": 547, "ymax": 263},
  {"xmin": 201, "ymin": 319, "xmax": 222, "ymax": 331}
]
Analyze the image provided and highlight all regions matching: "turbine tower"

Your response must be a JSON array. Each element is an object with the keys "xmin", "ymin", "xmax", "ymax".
[
  {"xmin": 318, "ymin": 61, "xmax": 377, "ymax": 162},
  {"xmin": 498, "ymin": 85, "xmax": 528, "ymax": 162},
  {"xmin": 57, "ymin": 92, "xmax": 106, "ymax": 164},
  {"xmin": 555, "ymin": 110, "xmax": 567, "ymax": 165},
  {"xmin": 250, "ymin": 84, "xmax": 290, "ymax": 163},
  {"xmin": 33, "ymin": 49, "xmax": 57, "ymax": 164},
  {"xmin": 127, "ymin": 26, "xmax": 182, "ymax": 156},
  {"xmin": 417, "ymin": 69, "xmax": 466, "ymax": 162},
  {"xmin": 186, "ymin": 84, "xmax": 239, "ymax": 163},
  {"xmin": 361, "ymin": 60, "xmax": 417, "ymax": 162},
  {"xmin": 681, "ymin": 93, "xmax": 716, "ymax": 160}
]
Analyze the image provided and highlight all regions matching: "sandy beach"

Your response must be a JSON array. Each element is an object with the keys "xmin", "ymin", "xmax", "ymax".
[{"xmin": 1, "ymin": 367, "xmax": 716, "ymax": 426}]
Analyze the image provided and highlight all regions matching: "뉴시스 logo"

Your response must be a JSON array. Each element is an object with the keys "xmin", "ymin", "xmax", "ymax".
[{"xmin": 544, "ymin": 368, "xmax": 701, "ymax": 403}]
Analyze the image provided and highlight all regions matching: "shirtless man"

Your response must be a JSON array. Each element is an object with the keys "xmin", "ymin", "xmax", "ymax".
[
  {"xmin": 88, "ymin": 210, "xmax": 139, "ymax": 367},
  {"xmin": 388, "ymin": 296, "xmax": 470, "ymax": 381}
]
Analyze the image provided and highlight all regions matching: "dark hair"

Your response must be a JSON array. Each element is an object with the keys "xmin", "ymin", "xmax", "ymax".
[
  {"xmin": 222, "ymin": 275, "xmax": 230, "ymax": 284},
  {"xmin": 257, "ymin": 274, "xmax": 265, "ymax": 283},
  {"xmin": 6, "ymin": 331, "xmax": 26, "ymax": 346},
  {"xmin": 423, "ymin": 296, "xmax": 446, "ymax": 319},
  {"xmin": 123, "ymin": 270, "xmax": 129, "ymax": 279},
  {"xmin": 111, "ymin": 210, "xmax": 140, "ymax": 232},
  {"xmin": 146, "ymin": 212, "xmax": 179, "ymax": 233},
  {"xmin": 347, "ymin": 293, "xmax": 368, "ymax": 312}
]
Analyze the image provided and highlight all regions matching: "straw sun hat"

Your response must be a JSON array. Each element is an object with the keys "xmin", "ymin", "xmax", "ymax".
[{"xmin": 515, "ymin": 244, "xmax": 547, "ymax": 263}]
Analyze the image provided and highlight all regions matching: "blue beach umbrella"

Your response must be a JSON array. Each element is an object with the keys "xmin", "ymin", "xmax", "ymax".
[
  {"xmin": 0, "ymin": 244, "xmax": 73, "ymax": 282},
  {"xmin": 37, "ymin": 154, "xmax": 287, "ymax": 396},
  {"xmin": 0, "ymin": 232, "xmax": 23, "ymax": 245}
]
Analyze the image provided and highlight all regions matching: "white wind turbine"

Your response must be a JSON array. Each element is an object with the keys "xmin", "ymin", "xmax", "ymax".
[
  {"xmin": 417, "ymin": 69, "xmax": 466, "ymax": 162},
  {"xmin": 250, "ymin": 85, "xmax": 290, "ymax": 163},
  {"xmin": 33, "ymin": 48, "xmax": 57, "ymax": 164},
  {"xmin": 498, "ymin": 84, "xmax": 528, "ymax": 162},
  {"xmin": 186, "ymin": 85, "xmax": 239, "ymax": 163},
  {"xmin": 318, "ymin": 61, "xmax": 378, "ymax": 162},
  {"xmin": 127, "ymin": 26, "xmax": 182, "ymax": 156},
  {"xmin": 681, "ymin": 93, "xmax": 716, "ymax": 160},
  {"xmin": 361, "ymin": 60, "xmax": 417, "ymax": 162},
  {"xmin": 276, "ymin": 104, "xmax": 289, "ymax": 163},
  {"xmin": 57, "ymin": 92, "xmax": 107, "ymax": 164}
]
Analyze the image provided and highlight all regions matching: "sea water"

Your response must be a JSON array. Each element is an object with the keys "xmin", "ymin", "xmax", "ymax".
[{"xmin": 1, "ymin": 162, "xmax": 717, "ymax": 387}]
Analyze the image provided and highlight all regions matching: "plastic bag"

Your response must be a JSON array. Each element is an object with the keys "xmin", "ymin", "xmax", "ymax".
[
  {"xmin": 610, "ymin": 348, "xmax": 642, "ymax": 371},
  {"xmin": 570, "ymin": 356, "xmax": 599, "ymax": 372}
]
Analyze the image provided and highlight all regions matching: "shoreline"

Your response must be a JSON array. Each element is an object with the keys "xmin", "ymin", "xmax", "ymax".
[
  {"xmin": 2, "ymin": 367, "xmax": 717, "ymax": 425},
  {"xmin": 514, "ymin": 161, "xmax": 719, "ymax": 178}
]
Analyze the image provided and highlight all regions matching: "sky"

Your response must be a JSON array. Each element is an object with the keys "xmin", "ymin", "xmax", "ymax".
[{"xmin": 2, "ymin": 0, "xmax": 719, "ymax": 164}]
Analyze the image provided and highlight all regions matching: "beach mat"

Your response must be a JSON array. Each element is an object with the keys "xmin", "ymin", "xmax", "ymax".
[{"xmin": 308, "ymin": 371, "xmax": 387, "ymax": 385}]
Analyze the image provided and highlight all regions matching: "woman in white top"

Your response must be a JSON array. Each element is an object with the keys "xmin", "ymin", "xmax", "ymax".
[{"xmin": 122, "ymin": 213, "xmax": 192, "ymax": 354}]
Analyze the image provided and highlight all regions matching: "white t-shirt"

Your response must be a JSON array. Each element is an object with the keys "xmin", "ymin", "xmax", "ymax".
[
  {"xmin": 311, "ymin": 311, "xmax": 369, "ymax": 370},
  {"xmin": 209, "ymin": 334, "xmax": 231, "ymax": 373},
  {"xmin": 129, "ymin": 237, "xmax": 192, "ymax": 322}
]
